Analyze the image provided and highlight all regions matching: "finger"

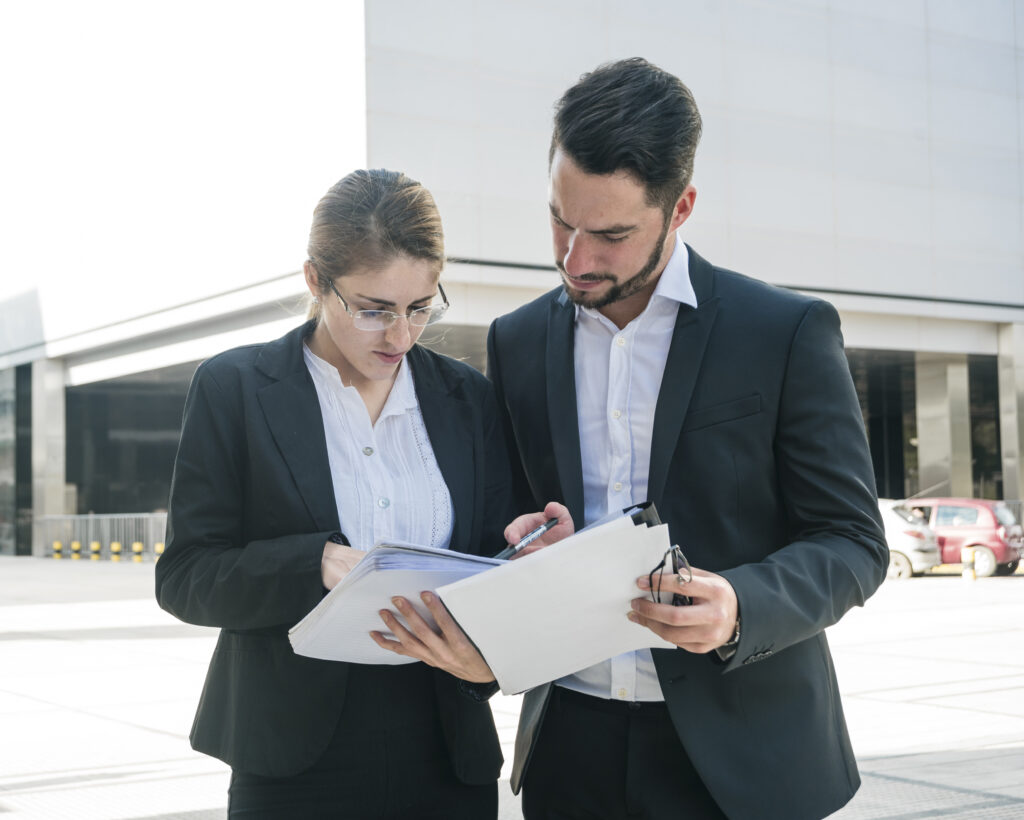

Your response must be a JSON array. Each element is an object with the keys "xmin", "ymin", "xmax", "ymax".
[
  {"xmin": 636, "ymin": 569, "xmax": 716, "ymax": 599},
  {"xmin": 630, "ymin": 596, "xmax": 702, "ymax": 627},
  {"xmin": 503, "ymin": 512, "xmax": 548, "ymax": 544},
  {"xmin": 369, "ymin": 629, "xmax": 408, "ymax": 655},
  {"xmin": 389, "ymin": 597, "xmax": 447, "ymax": 649},
  {"xmin": 419, "ymin": 592, "xmax": 466, "ymax": 642},
  {"xmin": 627, "ymin": 610, "xmax": 717, "ymax": 653}
]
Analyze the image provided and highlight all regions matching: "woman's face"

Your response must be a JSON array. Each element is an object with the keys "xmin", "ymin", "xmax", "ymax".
[{"xmin": 306, "ymin": 256, "xmax": 441, "ymax": 390}]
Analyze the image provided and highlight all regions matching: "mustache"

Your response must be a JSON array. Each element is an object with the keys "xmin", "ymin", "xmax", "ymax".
[{"xmin": 555, "ymin": 262, "xmax": 614, "ymax": 283}]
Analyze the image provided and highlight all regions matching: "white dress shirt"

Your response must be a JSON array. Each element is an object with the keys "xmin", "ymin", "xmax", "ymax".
[
  {"xmin": 558, "ymin": 235, "xmax": 697, "ymax": 702},
  {"xmin": 303, "ymin": 345, "xmax": 454, "ymax": 551}
]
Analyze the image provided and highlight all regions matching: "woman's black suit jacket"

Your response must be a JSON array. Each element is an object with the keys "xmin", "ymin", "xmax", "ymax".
[{"xmin": 155, "ymin": 320, "xmax": 513, "ymax": 781}]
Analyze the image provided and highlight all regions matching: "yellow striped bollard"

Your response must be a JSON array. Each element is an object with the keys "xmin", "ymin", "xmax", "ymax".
[
  {"xmin": 71, "ymin": 541, "xmax": 82, "ymax": 560},
  {"xmin": 90, "ymin": 541, "xmax": 101, "ymax": 560},
  {"xmin": 110, "ymin": 541, "xmax": 122, "ymax": 563},
  {"xmin": 52, "ymin": 541, "xmax": 63, "ymax": 559},
  {"xmin": 131, "ymin": 542, "xmax": 144, "ymax": 563}
]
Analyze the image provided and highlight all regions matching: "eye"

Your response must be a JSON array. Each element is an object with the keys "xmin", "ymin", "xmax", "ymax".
[{"xmin": 602, "ymin": 234, "xmax": 628, "ymax": 244}]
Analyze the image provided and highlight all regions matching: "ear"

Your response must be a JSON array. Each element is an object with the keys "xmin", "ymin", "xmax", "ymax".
[
  {"xmin": 668, "ymin": 185, "xmax": 697, "ymax": 233},
  {"xmin": 303, "ymin": 260, "xmax": 321, "ymax": 298}
]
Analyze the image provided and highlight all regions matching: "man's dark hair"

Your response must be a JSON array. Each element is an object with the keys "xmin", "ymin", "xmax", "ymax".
[{"xmin": 550, "ymin": 57, "xmax": 702, "ymax": 216}]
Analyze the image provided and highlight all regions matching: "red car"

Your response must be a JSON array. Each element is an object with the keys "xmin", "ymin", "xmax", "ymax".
[{"xmin": 903, "ymin": 498, "xmax": 1023, "ymax": 577}]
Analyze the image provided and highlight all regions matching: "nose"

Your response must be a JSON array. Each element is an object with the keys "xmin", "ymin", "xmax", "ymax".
[
  {"xmin": 384, "ymin": 315, "xmax": 412, "ymax": 349},
  {"xmin": 561, "ymin": 232, "xmax": 593, "ymax": 278}
]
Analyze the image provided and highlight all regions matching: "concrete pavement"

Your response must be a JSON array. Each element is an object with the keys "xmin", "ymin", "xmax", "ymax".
[{"xmin": 0, "ymin": 556, "xmax": 1022, "ymax": 818}]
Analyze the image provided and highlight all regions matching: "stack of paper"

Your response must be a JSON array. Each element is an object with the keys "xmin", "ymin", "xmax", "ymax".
[
  {"xmin": 288, "ymin": 543, "xmax": 502, "ymax": 664},
  {"xmin": 288, "ymin": 507, "xmax": 679, "ymax": 692}
]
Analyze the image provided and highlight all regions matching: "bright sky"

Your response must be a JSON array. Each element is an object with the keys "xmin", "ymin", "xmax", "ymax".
[{"xmin": 0, "ymin": 0, "xmax": 366, "ymax": 342}]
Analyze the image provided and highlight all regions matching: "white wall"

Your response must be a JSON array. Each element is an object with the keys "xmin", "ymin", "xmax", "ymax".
[{"xmin": 365, "ymin": 0, "xmax": 1024, "ymax": 316}]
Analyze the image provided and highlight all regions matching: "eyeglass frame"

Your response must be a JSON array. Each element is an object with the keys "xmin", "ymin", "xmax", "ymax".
[
  {"xmin": 327, "ymin": 278, "xmax": 450, "ymax": 331},
  {"xmin": 648, "ymin": 545, "xmax": 693, "ymax": 607}
]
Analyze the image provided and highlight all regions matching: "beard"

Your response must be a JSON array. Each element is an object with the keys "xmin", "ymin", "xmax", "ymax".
[{"xmin": 557, "ymin": 217, "xmax": 671, "ymax": 310}]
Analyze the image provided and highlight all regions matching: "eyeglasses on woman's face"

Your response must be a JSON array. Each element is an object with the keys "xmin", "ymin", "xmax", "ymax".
[{"xmin": 328, "ymin": 280, "xmax": 449, "ymax": 331}]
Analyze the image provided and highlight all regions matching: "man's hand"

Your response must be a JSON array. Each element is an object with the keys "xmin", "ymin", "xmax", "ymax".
[
  {"xmin": 370, "ymin": 591, "xmax": 496, "ymax": 683},
  {"xmin": 629, "ymin": 567, "xmax": 738, "ymax": 654},
  {"xmin": 321, "ymin": 543, "xmax": 365, "ymax": 590},
  {"xmin": 502, "ymin": 501, "xmax": 574, "ymax": 558}
]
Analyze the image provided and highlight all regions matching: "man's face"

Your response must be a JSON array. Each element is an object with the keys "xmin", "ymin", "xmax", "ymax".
[{"xmin": 548, "ymin": 148, "xmax": 677, "ymax": 311}]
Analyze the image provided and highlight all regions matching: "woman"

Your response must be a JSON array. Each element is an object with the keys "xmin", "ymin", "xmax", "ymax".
[{"xmin": 155, "ymin": 169, "xmax": 567, "ymax": 818}]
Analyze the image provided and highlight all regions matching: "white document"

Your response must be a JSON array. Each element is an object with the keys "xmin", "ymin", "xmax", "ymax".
[
  {"xmin": 436, "ymin": 516, "xmax": 677, "ymax": 694},
  {"xmin": 288, "ymin": 543, "xmax": 502, "ymax": 664}
]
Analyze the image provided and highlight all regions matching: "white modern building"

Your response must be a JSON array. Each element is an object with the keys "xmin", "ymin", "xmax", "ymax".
[{"xmin": 2, "ymin": 0, "xmax": 1023, "ymax": 555}]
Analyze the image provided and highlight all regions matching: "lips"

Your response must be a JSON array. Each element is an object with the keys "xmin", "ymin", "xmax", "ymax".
[
  {"xmin": 374, "ymin": 351, "xmax": 405, "ymax": 365},
  {"xmin": 565, "ymin": 274, "xmax": 604, "ymax": 291}
]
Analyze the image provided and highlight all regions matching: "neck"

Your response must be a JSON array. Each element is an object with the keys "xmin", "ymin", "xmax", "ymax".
[{"xmin": 308, "ymin": 323, "xmax": 399, "ymax": 425}]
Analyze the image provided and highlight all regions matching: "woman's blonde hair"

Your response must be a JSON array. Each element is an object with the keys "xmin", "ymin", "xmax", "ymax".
[{"xmin": 306, "ymin": 169, "xmax": 445, "ymax": 320}]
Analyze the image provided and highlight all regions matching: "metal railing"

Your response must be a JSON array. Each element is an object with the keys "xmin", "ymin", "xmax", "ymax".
[{"xmin": 39, "ymin": 514, "xmax": 167, "ymax": 561}]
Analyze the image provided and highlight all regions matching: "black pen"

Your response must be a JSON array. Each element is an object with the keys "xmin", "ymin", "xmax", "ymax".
[{"xmin": 493, "ymin": 517, "xmax": 559, "ymax": 560}]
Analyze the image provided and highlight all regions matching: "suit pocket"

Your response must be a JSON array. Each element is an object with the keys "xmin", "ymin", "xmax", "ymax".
[{"xmin": 682, "ymin": 394, "xmax": 762, "ymax": 433}]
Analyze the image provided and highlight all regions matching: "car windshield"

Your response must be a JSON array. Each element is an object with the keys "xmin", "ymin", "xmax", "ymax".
[{"xmin": 993, "ymin": 504, "xmax": 1018, "ymax": 527}]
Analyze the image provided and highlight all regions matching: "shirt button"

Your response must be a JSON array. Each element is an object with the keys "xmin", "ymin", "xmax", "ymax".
[
  {"xmin": 612, "ymin": 409, "xmax": 622, "ymax": 420},
  {"xmin": 617, "ymin": 688, "xmax": 628, "ymax": 699},
  {"xmin": 616, "ymin": 337, "xmax": 626, "ymax": 347},
  {"xmin": 613, "ymin": 482, "xmax": 623, "ymax": 492},
  {"xmin": 363, "ymin": 446, "xmax": 374, "ymax": 456},
  {"xmin": 377, "ymin": 497, "xmax": 390, "ymax": 509}
]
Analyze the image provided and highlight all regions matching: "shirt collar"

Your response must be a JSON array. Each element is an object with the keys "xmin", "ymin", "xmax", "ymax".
[
  {"xmin": 303, "ymin": 342, "xmax": 419, "ymax": 418},
  {"xmin": 651, "ymin": 234, "xmax": 696, "ymax": 308},
  {"xmin": 379, "ymin": 356, "xmax": 419, "ymax": 417}
]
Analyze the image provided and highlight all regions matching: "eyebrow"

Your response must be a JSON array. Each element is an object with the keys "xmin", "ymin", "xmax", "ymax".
[
  {"xmin": 352, "ymin": 292, "xmax": 436, "ymax": 308},
  {"xmin": 549, "ymin": 204, "xmax": 636, "ymax": 236}
]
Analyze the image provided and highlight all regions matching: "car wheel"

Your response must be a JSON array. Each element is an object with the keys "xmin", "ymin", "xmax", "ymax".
[
  {"xmin": 971, "ymin": 546, "xmax": 997, "ymax": 578},
  {"xmin": 887, "ymin": 552, "xmax": 913, "ymax": 580},
  {"xmin": 994, "ymin": 559, "xmax": 1020, "ymax": 576}
]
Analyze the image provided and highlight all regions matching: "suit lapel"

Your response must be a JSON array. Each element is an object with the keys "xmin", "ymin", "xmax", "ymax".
[
  {"xmin": 546, "ymin": 294, "xmax": 585, "ymax": 526},
  {"xmin": 409, "ymin": 347, "xmax": 475, "ymax": 554},
  {"xmin": 648, "ymin": 252, "xmax": 720, "ymax": 511},
  {"xmin": 255, "ymin": 323, "xmax": 339, "ymax": 533}
]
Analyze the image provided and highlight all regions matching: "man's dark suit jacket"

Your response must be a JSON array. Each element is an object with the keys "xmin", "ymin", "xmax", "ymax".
[
  {"xmin": 487, "ymin": 247, "xmax": 889, "ymax": 820},
  {"xmin": 155, "ymin": 320, "xmax": 512, "ymax": 782}
]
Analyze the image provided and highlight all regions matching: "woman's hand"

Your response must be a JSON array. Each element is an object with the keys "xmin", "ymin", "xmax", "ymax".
[
  {"xmin": 502, "ymin": 501, "xmax": 574, "ymax": 558},
  {"xmin": 371, "ymin": 591, "xmax": 495, "ymax": 683},
  {"xmin": 321, "ymin": 543, "xmax": 366, "ymax": 590}
]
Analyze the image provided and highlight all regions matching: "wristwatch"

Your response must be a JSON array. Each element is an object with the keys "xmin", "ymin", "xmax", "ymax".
[{"xmin": 716, "ymin": 616, "xmax": 741, "ymax": 661}]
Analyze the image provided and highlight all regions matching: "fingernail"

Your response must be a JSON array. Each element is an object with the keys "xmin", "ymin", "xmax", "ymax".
[
  {"xmin": 391, "ymin": 597, "xmax": 405, "ymax": 609},
  {"xmin": 421, "ymin": 591, "xmax": 434, "ymax": 603},
  {"xmin": 637, "ymin": 576, "xmax": 650, "ymax": 588},
  {"xmin": 630, "ymin": 599, "xmax": 640, "ymax": 611},
  {"xmin": 627, "ymin": 612, "xmax": 638, "ymax": 623}
]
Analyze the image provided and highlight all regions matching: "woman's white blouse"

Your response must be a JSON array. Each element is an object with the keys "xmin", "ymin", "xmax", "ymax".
[{"xmin": 303, "ymin": 344, "xmax": 454, "ymax": 552}]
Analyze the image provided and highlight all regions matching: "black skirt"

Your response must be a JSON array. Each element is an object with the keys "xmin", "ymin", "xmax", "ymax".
[{"xmin": 227, "ymin": 662, "xmax": 497, "ymax": 819}]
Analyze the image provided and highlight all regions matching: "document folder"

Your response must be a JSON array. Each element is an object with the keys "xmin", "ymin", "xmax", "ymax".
[{"xmin": 288, "ymin": 503, "xmax": 677, "ymax": 692}]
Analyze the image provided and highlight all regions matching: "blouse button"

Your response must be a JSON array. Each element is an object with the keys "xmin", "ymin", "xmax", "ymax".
[
  {"xmin": 378, "ymin": 497, "xmax": 390, "ymax": 509},
  {"xmin": 363, "ymin": 446, "xmax": 374, "ymax": 456},
  {"xmin": 615, "ymin": 336, "xmax": 626, "ymax": 347},
  {"xmin": 613, "ymin": 482, "xmax": 623, "ymax": 492},
  {"xmin": 612, "ymin": 409, "xmax": 622, "ymax": 420}
]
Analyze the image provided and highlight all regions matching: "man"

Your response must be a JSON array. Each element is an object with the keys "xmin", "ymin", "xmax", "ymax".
[{"xmin": 486, "ymin": 58, "xmax": 888, "ymax": 819}]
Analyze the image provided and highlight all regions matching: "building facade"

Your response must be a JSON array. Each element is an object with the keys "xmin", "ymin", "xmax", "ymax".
[{"xmin": 1, "ymin": 0, "xmax": 1023, "ymax": 554}]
